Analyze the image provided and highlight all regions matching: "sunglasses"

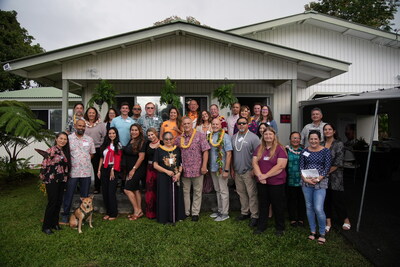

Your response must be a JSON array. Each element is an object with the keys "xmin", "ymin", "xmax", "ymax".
[
  {"xmin": 237, "ymin": 122, "xmax": 247, "ymax": 125},
  {"xmin": 146, "ymin": 107, "xmax": 154, "ymax": 109},
  {"xmin": 133, "ymin": 108, "xmax": 141, "ymax": 111},
  {"xmin": 164, "ymin": 138, "xmax": 173, "ymax": 141}
]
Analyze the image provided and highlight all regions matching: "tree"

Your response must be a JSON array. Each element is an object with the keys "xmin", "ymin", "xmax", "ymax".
[
  {"xmin": 0, "ymin": 10, "xmax": 45, "ymax": 92},
  {"xmin": 154, "ymin": 16, "xmax": 206, "ymax": 26},
  {"xmin": 304, "ymin": 0, "xmax": 399, "ymax": 31},
  {"xmin": 160, "ymin": 77, "xmax": 182, "ymax": 109}
]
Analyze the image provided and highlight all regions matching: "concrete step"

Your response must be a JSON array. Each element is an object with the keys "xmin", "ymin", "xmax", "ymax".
[{"xmin": 69, "ymin": 189, "xmax": 241, "ymax": 214}]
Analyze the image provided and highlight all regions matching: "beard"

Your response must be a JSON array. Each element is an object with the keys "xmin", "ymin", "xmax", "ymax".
[
  {"xmin": 239, "ymin": 128, "xmax": 246, "ymax": 133},
  {"xmin": 76, "ymin": 129, "xmax": 85, "ymax": 135}
]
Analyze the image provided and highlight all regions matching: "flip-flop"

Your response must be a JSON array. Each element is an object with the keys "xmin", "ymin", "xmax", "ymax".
[
  {"xmin": 129, "ymin": 215, "xmax": 139, "ymax": 221},
  {"xmin": 103, "ymin": 215, "xmax": 110, "ymax": 220},
  {"xmin": 342, "ymin": 223, "xmax": 351, "ymax": 230},
  {"xmin": 108, "ymin": 217, "xmax": 117, "ymax": 221}
]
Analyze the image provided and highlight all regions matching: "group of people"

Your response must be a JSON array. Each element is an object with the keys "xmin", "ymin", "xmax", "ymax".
[{"xmin": 40, "ymin": 100, "xmax": 350, "ymax": 244}]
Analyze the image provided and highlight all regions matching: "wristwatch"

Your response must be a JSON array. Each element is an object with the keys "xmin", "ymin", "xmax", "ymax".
[{"xmin": 224, "ymin": 169, "xmax": 229, "ymax": 172}]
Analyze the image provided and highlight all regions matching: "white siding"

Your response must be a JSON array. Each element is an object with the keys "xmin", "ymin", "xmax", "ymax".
[
  {"xmin": 62, "ymin": 35, "xmax": 297, "ymax": 81},
  {"xmin": 247, "ymin": 23, "xmax": 400, "ymax": 101}
]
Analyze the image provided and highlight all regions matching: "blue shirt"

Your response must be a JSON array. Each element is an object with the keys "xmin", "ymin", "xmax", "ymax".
[
  {"xmin": 110, "ymin": 116, "xmax": 136, "ymax": 146},
  {"xmin": 299, "ymin": 147, "xmax": 331, "ymax": 189},
  {"xmin": 209, "ymin": 132, "xmax": 233, "ymax": 172}
]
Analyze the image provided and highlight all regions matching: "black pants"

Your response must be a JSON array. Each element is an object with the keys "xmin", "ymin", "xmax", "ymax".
[
  {"xmin": 257, "ymin": 183, "xmax": 286, "ymax": 231},
  {"xmin": 287, "ymin": 185, "xmax": 306, "ymax": 222},
  {"xmin": 324, "ymin": 188, "xmax": 348, "ymax": 223},
  {"xmin": 92, "ymin": 147, "xmax": 101, "ymax": 191},
  {"xmin": 43, "ymin": 182, "xmax": 65, "ymax": 230},
  {"xmin": 101, "ymin": 166, "xmax": 118, "ymax": 217}
]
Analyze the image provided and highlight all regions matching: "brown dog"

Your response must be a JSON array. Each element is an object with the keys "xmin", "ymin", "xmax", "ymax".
[{"xmin": 69, "ymin": 195, "xmax": 94, "ymax": 234}]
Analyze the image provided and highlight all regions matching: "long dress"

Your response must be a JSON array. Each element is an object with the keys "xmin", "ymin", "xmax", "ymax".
[
  {"xmin": 145, "ymin": 141, "xmax": 158, "ymax": 219},
  {"xmin": 154, "ymin": 147, "xmax": 185, "ymax": 224}
]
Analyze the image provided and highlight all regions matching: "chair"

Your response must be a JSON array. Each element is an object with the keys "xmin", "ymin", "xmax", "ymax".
[{"xmin": 343, "ymin": 150, "xmax": 360, "ymax": 183}]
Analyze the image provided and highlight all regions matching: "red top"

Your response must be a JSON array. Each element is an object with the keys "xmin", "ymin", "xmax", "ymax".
[{"xmin": 253, "ymin": 145, "xmax": 287, "ymax": 185}]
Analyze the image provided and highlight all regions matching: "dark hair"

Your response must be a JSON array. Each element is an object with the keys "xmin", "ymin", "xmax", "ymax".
[
  {"xmin": 101, "ymin": 127, "xmax": 120, "ymax": 153},
  {"xmin": 73, "ymin": 103, "xmax": 84, "ymax": 110},
  {"xmin": 239, "ymin": 105, "xmax": 251, "ymax": 123},
  {"xmin": 308, "ymin": 130, "xmax": 321, "ymax": 140},
  {"xmin": 169, "ymin": 107, "xmax": 182, "ymax": 130},
  {"xmin": 104, "ymin": 108, "xmax": 119, "ymax": 123},
  {"xmin": 198, "ymin": 110, "xmax": 212, "ymax": 126},
  {"xmin": 129, "ymin": 124, "xmax": 145, "ymax": 153},
  {"xmin": 120, "ymin": 102, "xmax": 130, "ymax": 109},
  {"xmin": 253, "ymin": 102, "xmax": 262, "ymax": 109},
  {"xmin": 257, "ymin": 122, "xmax": 269, "ymax": 138},
  {"xmin": 237, "ymin": 116, "xmax": 248, "ymax": 124},
  {"xmin": 259, "ymin": 105, "xmax": 273, "ymax": 123},
  {"xmin": 83, "ymin": 107, "xmax": 100, "ymax": 122},
  {"xmin": 54, "ymin": 132, "xmax": 71, "ymax": 171},
  {"xmin": 289, "ymin": 131, "xmax": 301, "ymax": 139},
  {"xmin": 311, "ymin": 107, "xmax": 322, "ymax": 114},
  {"xmin": 146, "ymin": 127, "xmax": 159, "ymax": 139},
  {"xmin": 323, "ymin": 123, "xmax": 338, "ymax": 139}
]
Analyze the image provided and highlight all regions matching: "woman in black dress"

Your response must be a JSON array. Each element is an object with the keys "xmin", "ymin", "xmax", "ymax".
[
  {"xmin": 153, "ymin": 132, "xmax": 185, "ymax": 224},
  {"xmin": 123, "ymin": 124, "xmax": 146, "ymax": 220}
]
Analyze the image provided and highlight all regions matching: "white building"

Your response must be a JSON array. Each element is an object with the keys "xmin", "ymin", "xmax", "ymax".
[{"xmin": 3, "ymin": 12, "xmax": 400, "ymax": 157}]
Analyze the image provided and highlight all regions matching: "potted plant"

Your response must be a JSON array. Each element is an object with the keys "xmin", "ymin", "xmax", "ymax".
[
  {"xmin": 160, "ymin": 77, "xmax": 182, "ymax": 109},
  {"xmin": 87, "ymin": 79, "xmax": 117, "ymax": 111},
  {"xmin": 213, "ymin": 83, "xmax": 237, "ymax": 109}
]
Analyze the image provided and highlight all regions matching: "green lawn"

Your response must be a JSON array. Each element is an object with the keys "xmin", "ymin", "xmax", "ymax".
[{"xmin": 0, "ymin": 178, "xmax": 371, "ymax": 267}]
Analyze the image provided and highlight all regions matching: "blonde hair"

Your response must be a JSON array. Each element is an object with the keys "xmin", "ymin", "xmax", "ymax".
[{"xmin": 256, "ymin": 126, "xmax": 286, "ymax": 160}]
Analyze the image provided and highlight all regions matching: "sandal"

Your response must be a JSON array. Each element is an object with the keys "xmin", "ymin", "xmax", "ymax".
[
  {"xmin": 318, "ymin": 235, "xmax": 326, "ymax": 245},
  {"xmin": 308, "ymin": 233, "xmax": 317, "ymax": 241},
  {"xmin": 108, "ymin": 217, "xmax": 117, "ymax": 221},
  {"xmin": 103, "ymin": 215, "xmax": 110, "ymax": 220},
  {"xmin": 325, "ymin": 225, "xmax": 331, "ymax": 233},
  {"xmin": 342, "ymin": 223, "xmax": 351, "ymax": 230}
]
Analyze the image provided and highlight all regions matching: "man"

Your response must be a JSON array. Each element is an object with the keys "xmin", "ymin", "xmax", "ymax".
[
  {"xmin": 187, "ymin": 99, "xmax": 200, "ymax": 128},
  {"xmin": 61, "ymin": 119, "xmax": 95, "ymax": 223},
  {"xmin": 227, "ymin": 102, "xmax": 240, "ymax": 136},
  {"xmin": 300, "ymin": 107, "xmax": 327, "ymax": 147},
  {"xmin": 232, "ymin": 116, "xmax": 260, "ymax": 227},
  {"xmin": 65, "ymin": 103, "xmax": 84, "ymax": 134},
  {"xmin": 209, "ymin": 104, "xmax": 228, "ymax": 132},
  {"xmin": 137, "ymin": 102, "xmax": 163, "ymax": 135},
  {"xmin": 110, "ymin": 102, "xmax": 135, "ymax": 146},
  {"xmin": 175, "ymin": 117, "xmax": 210, "ymax": 221},
  {"xmin": 251, "ymin": 103, "xmax": 262, "ymax": 122},
  {"xmin": 132, "ymin": 104, "xmax": 142, "ymax": 121},
  {"xmin": 209, "ymin": 118, "xmax": 232, "ymax": 222}
]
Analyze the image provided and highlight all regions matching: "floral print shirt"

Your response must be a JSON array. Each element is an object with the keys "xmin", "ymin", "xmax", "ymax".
[
  {"xmin": 39, "ymin": 146, "xmax": 69, "ymax": 184},
  {"xmin": 69, "ymin": 133, "xmax": 96, "ymax": 178}
]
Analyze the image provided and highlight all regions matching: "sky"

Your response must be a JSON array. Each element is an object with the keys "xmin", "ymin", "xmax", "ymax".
[{"xmin": 1, "ymin": 0, "xmax": 400, "ymax": 52}]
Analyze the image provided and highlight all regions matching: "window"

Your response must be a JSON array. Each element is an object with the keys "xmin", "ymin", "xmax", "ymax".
[{"xmin": 33, "ymin": 109, "xmax": 73, "ymax": 132}]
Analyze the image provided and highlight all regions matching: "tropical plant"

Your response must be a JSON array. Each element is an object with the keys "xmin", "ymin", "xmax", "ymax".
[
  {"xmin": 213, "ymin": 84, "xmax": 238, "ymax": 109},
  {"xmin": 160, "ymin": 77, "xmax": 182, "ymax": 109},
  {"xmin": 87, "ymin": 79, "xmax": 117, "ymax": 111}
]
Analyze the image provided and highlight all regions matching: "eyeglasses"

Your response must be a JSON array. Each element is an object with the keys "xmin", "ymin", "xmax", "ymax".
[
  {"xmin": 146, "ymin": 107, "xmax": 154, "ymax": 109},
  {"xmin": 237, "ymin": 122, "xmax": 247, "ymax": 125},
  {"xmin": 164, "ymin": 138, "xmax": 173, "ymax": 141},
  {"xmin": 133, "ymin": 108, "xmax": 141, "ymax": 111}
]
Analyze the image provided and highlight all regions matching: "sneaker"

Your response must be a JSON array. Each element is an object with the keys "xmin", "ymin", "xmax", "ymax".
[
  {"xmin": 215, "ymin": 214, "xmax": 229, "ymax": 222},
  {"xmin": 210, "ymin": 212, "xmax": 220, "ymax": 218}
]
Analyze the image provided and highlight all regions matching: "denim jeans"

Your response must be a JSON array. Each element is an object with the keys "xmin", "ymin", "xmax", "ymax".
[
  {"xmin": 302, "ymin": 186, "xmax": 326, "ymax": 236},
  {"xmin": 62, "ymin": 177, "xmax": 91, "ymax": 216}
]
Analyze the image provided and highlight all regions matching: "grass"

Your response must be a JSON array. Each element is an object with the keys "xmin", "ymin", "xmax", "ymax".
[{"xmin": 0, "ymin": 177, "xmax": 371, "ymax": 267}]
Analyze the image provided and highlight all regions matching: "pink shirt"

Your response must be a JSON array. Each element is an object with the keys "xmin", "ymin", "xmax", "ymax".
[
  {"xmin": 68, "ymin": 133, "xmax": 96, "ymax": 178},
  {"xmin": 253, "ymin": 145, "xmax": 287, "ymax": 185}
]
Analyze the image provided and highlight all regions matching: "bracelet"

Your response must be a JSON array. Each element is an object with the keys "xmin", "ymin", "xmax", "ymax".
[{"xmin": 224, "ymin": 169, "xmax": 229, "ymax": 172}]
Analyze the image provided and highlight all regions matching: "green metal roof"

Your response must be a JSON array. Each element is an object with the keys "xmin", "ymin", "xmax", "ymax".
[{"xmin": 0, "ymin": 87, "xmax": 81, "ymax": 99}]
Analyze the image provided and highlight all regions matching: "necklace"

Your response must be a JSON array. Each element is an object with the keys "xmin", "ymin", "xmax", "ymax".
[
  {"xmin": 181, "ymin": 129, "xmax": 196, "ymax": 149},
  {"xmin": 235, "ymin": 130, "xmax": 249, "ymax": 152},
  {"xmin": 160, "ymin": 145, "xmax": 176, "ymax": 152},
  {"xmin": 209, "ymin": 130, "xmax": 225, "ymax": 147},
  {"xmin": 286, "ymin": 145, "xmax": 302, "ymax": 155}
]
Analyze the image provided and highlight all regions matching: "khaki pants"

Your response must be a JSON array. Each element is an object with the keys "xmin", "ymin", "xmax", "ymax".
[
  {"xmin": 234, "ymin": 170, "xmax": 258, "ymax": 218},
  {"xmin": 210, "ymin": 172, "xmax": 229, "ymax": 215},
  {"xmin": 182, "ymin": 175, "xmax": 204, "ymax": 216}
]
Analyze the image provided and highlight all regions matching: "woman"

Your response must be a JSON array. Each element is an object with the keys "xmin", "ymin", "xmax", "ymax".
[
  {"xmin": 322, "ymin": 123, "xmax": 351, "ymax": 232},
  {"xmin": 286, "ymin": 132, "xmax": 305, "ymax": 227},
  {"xmin": 257, "ymin": 105, "xmax": 278, "ymax": 133},
  {"xmin": 104, "ymin": 108, "xmax": 118, "ymax": 130},
  {"xmin": 233, "ymin": 105, "xmax": 258, "ymax": 134},
  {"xmin": 196, "ymin": 110, "xmax": 212, "ymax": 135},
  {"xmin": 145, "ymin": 128, "xmax": 161, "ymax": 219},
  {"xmin": 153, "ymin": 132, "xmax": 185, "ymax": 224},
  {"xmin": 252, "ymin": 126, "xmax": 288, "ymax": 235},
  {"xmin": 39, "ymin": 132, "xmax": 71, "ymax": 235},
  {"xmin": 84, "ymin": 107, "xmax": 107, "ymax": 194},
  {"xmin": 160, "ymin": 107, "xmax": 182, "ymax": 140},
  {"xmin": 257, "ymin": 122, "xmax": 269, "ymax": 138},
  {"xmin": 300, "ymin": 130, "xmax": 331, "ymax": 244},
  {"xmin": 122, "ymin": 124, "xmax": 146, "ymax": 220},
  {"xmin": 98, "ymin": 127, "xmax": 122, "ymax": 221}
]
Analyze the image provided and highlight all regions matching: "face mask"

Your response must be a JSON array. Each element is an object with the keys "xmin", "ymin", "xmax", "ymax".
[{"xmin": 76, "ymin": 129, "xmax": 85, "ymax": 135}]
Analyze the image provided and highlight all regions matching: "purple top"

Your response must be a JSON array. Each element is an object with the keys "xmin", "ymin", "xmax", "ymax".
[
  {"xmin": 253, "ymin": 145, "xmax": 287, "ymax": 185},
  {"xmin": 175, "ymin": 130, "xmax": 210, "ymax": 178}
]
